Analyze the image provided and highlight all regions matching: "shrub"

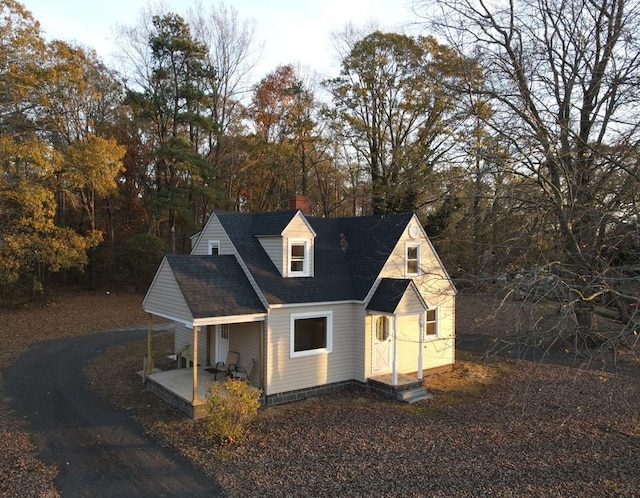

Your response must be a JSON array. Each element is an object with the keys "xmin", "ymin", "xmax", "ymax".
[{"xmin": 205, "ymin": 378, "xmax": 262, "ymax": 445}]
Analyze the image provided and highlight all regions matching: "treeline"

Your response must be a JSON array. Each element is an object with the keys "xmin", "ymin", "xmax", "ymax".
[{"xmin": 2, "ymin": 0, "xmax": 640, "ymax": 346}]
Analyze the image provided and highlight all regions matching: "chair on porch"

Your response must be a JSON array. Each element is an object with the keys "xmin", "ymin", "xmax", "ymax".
[
  {"xmin": 212, "ymin": 351, "xmax": 240, "ymax": 380},
  {"xmin": 230, "ymin": 358, "xmax": 255, "ymax": 382}
]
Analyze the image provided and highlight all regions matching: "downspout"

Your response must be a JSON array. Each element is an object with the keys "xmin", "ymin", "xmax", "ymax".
[
  {"xmin": 418, "ymin": 312, "xmax": 424, "ymax": 381},
  {"xmin": 192, "ymin": 325, "xmax": 199, "ymax": 403},
  {"xmin": 392, "ymin": 315, "xmax": 398, "ymax": 386}
]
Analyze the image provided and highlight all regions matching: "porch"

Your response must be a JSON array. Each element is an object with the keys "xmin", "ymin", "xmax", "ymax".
[{"xmin": 145, "ymin": 366, "xmax": 220, "ymax": 419}]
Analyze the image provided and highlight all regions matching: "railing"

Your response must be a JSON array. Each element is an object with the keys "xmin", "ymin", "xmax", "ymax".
[{"xmin": 175, "ymin": 344, "xmax": 191, "ymax": 368}]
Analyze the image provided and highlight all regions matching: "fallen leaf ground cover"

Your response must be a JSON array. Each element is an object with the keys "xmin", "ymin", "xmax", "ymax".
[{"xmin": 2, "ymin": 290, "xmax": 640, "ymax": 497}]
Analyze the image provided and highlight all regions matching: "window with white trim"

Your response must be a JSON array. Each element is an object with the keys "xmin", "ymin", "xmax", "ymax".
[
  {"xmin": 290, "ymin": 311, "xmax": 332, "ymax": 357},
  {"xmin": 424, "ymin": 308, "xmax": 438, "ymax": 339},
  {"xmin": 406, "ymin": 243, "xmax": 421, "ymax": 276},
  {"xmin": 208, "ymin": 240, "xmax": 220, "ymax": 255},
  {"xmin": 288, "ymin": 238, "xmax": 310, "ymax": 277}
]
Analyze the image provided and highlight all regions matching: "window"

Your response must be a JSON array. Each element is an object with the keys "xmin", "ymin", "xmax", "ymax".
[
  {"xmin": 208, "ymin": 240, "xmax": 220, "ymax": 255},
  {"xmin": 375, "ymin": 316, "xmax": 389, "ymax": 342},
  {"xmin": 290, "ymin": 311, "xmax": 332, "ymax": 357},
  {"xmin": 406, "ymin": 243, "xmax": 421, "ymax": 275},
  {"xmin": 288, "ymin": 238, "xmax": 310, "ymax": 277},
  {"xmin": 220, "ymin": 323, "xmax": 229, "ymax": 340},
  {"xmin": 424, "ymin": 308, "xmax": 437, "ymax": 338}
]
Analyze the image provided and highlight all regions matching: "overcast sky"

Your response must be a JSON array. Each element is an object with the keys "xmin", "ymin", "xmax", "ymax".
[{"xmin": 22, "ymin": 0, "xmax": 420, "ymax": 80}]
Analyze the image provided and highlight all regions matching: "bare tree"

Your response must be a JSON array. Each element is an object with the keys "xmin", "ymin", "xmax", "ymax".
[
  {"xmin": 417, "ymin": 0, "xmax": 640, "ymax": 349},
  {"xmin": 189, "ymin": 1, "xmax": 262, "ymax": 211},
  {"xmin": 324, "ymin": 28, "xmax": 481, "ymax": 214}
]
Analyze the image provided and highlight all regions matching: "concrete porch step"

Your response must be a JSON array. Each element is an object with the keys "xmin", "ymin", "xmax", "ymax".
[{"xmin": 396, "ymin": 387, "xmax": 433, "ymax": 404}]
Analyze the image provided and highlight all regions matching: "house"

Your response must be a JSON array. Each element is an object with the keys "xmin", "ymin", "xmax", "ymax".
[{"xmin": 142, "ymin": 204, "xmax": 456, "ymax": 416}]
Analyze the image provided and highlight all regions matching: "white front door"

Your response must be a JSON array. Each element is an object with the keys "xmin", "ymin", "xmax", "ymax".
[
  {"xmin": 216, "ymin": 324, "xmax": 229, "ymax": 363},
  {"xmin": 372, "ymin": 316, "xmax": 391, "ymax": 372}
]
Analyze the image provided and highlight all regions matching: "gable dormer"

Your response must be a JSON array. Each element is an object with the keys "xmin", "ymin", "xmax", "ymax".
[{"xmin": 256, "ymin": 211, "xmax": 316, "ymax": 278}]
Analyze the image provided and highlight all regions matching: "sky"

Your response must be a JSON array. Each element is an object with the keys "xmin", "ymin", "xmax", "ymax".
[{"xmin": 21, "ymin": 0, "xmax": 421, "ymax": 80}]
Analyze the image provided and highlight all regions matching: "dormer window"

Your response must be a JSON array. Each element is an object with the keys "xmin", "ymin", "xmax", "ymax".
[
  {"xmin": 208, "ymin": 240, "xmax": 220, "ymax": 255},
  {"xmin": 288, "ymin": 238, "xmax": 310, "ymax": 277}
]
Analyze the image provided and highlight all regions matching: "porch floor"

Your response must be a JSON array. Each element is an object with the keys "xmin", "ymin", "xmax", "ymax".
[
  {"xmin": 145, "ymin": 366, "xmax": 219, "ymax": 418},
  {"xmin": 368, "ymin": 372, "xmax": 423, "ymax": 388}
]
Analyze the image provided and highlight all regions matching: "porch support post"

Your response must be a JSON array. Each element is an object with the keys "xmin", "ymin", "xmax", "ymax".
[
  {"xmin": 392, "ymin": 315, "xmax": 398, "ymax": 386},
  {"xmin": 192, "ymin": 325, "xmax": 199, "ymax": 403},
  {"xmin": 145, "ymin": 315, "xmax": 153, "ymax": 376},
  {"xmin": 418, "ymin": 312, "xmax": 424, "ymax": 381}
]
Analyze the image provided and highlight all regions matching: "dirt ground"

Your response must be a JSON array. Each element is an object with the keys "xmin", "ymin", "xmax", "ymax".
[{"xmin": 2, "ymin": 289, "xmax": 640, "ymax": 497}]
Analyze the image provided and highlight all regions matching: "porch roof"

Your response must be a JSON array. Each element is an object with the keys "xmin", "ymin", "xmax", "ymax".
[
  {"xmin": 167, "ymin": 254, "xmax": 266, "ymax": 319},
  {"xmin": 366, "ymin": 278, "xmax": 428, "ymax": 314}
]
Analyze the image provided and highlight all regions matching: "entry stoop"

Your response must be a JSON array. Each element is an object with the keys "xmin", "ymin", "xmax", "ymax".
[
  {"xmin": 368, "ymin": 373, "xmax": 432, "ymax": 403},
  {"xmin": 396, "ymin": 386, "xmax": 432, "ymax": 404}
]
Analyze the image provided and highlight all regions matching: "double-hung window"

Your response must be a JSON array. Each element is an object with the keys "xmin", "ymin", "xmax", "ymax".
[
  {"xmin": 290, "ymin": 311, "xmax": 332, "ymax": 357},
  {"xmin": 406, "ymin": 243, "xmax": 421, "ymax": 276},
  {"xmin": 424, "ymin": 308, "xmax": 438, "ymax": 339},
  {"xmin": 288, "ymin": 238, "xmax": 310, "ymax": 277}
]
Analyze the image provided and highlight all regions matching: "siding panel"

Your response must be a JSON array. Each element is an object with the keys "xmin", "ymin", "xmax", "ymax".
[
  {"xmin": 229, "ymin": 322, "xmax": 262, "ymax": 386},
  {"xmin": 266, "ymin": 303, "xmax": 355, "ymax": 395},
  {"xmin": 143, "ymin": 259, "xmax": 193, "ymax": 325},
  {"xmin": 191, "ymin": 213, "xmax": 234, "ymax": 255},
  {"xmin": 257, "ymin": 237, "xmax": 283, "ymax": 274}
]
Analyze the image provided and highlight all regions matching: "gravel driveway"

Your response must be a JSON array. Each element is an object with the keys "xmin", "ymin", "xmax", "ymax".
[{"xmin": 4, "ymin": 326, "xmax": 222, "ymax": 497}]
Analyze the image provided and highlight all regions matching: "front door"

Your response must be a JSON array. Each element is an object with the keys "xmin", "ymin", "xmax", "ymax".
[
  {"xmin": 216, "ymin": 324, "xmax": 230, "ymax": 364},
  {"xmin": 373, "ymin": 316, "xmax": 390, "ymax": 372}
]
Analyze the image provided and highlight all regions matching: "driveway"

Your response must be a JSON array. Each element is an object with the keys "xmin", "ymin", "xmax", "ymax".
[{"xmin": 3, "ymin": 327, "xmax": 223, "ymax": 497}]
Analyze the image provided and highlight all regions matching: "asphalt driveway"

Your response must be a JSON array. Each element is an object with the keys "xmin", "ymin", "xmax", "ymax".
[{"xmin": 3, "ymin": 327, "xmax": 222, "ymax": 497}]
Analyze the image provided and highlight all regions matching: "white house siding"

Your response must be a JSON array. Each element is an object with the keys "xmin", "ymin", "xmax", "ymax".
[
  {"xmin": 265, "ymin": 303, "xmax": 355, "ymax": 395},
  {"xmin": 373, "ymin": 219, "xmax": 456, "ymax": 372},
  {"xmin": 228, "ymin": 321, "xmax": 262, "ymax": 386},
  {"xmin": 282, "ymin": 214, "xmax": 315, "ymax": 276},
  {"xmin": 142, "ymin": 259, "xmax": 193, "ymax": 325},
  {"xmin": 190, "ymin": 213, "xmax": 234, "ymax": 255},
  {"xmin": 175, "ymin": 323, "xmax": 193, "ymax": 362},
  {"xmin": 378, "ymin": 313, "xmax": 453, "ymax": 375},
  {"xmin": 396, "ymin": 314, "xmax": 421, "ymax": 373},
  {"xmin": 174, "ymin": 322, "xmax": 262, "ymax": 383},
  {"xmin": 396, "ymin": 287, "xmax": 425, "ymax": 315},
  {"xmin": 353, "ymin": 306, "xmax": 368, "ymax": 383},
  {"xmin": 283, "ymin": 212, "xmax": 314, "ymax": 237},
  {"xmin": 257, "ymin": 236, "xmax": 283, "ymax": 274}
]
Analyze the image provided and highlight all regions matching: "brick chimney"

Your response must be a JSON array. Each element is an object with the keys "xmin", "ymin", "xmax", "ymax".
[{"xmin": 289, "ymin": 195, "xmax": 310, "ymax": 215}]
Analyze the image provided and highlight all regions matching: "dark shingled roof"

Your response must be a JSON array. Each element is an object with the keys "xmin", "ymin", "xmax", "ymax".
[
  {"xmin": 216, "ymin": 211, "xmax": 413, "ymax": 305},
  {"xmin": 166, "ymin": 254, "xmax": 266, "ymax": 318},
  {"xmin": 367, "ymin": 278, "xmax": 414, "ymax": 313}
]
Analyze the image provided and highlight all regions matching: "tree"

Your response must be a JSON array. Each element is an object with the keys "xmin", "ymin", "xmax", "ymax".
[
  {"xmin": 124, "ymin": 12, "xmax": 216, "ymax": 250},
  {"xmin": 242, "ymin": 65, "xmax": 322, "ymax": 212},
  {"xmin": 0, "ymin": 136, "xmax": 97, "ymax": 293},
  {"xmin": 0, "ymin": 0, "xmax": 46, "ymax": 135},
  {"xmin": 0, "ymin": 1, "xmax": 119, "ymax": 293},
  {"xmin": 421, "ymin": 0, "xmax": 640, "ymax": 347},
  {"xmin": 189, "ymin": 1, "xmax": 261, "ymax": 211},
  {"xmin": 324, "ymin": 30, "xmax": 479, "ymax": 214}
]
